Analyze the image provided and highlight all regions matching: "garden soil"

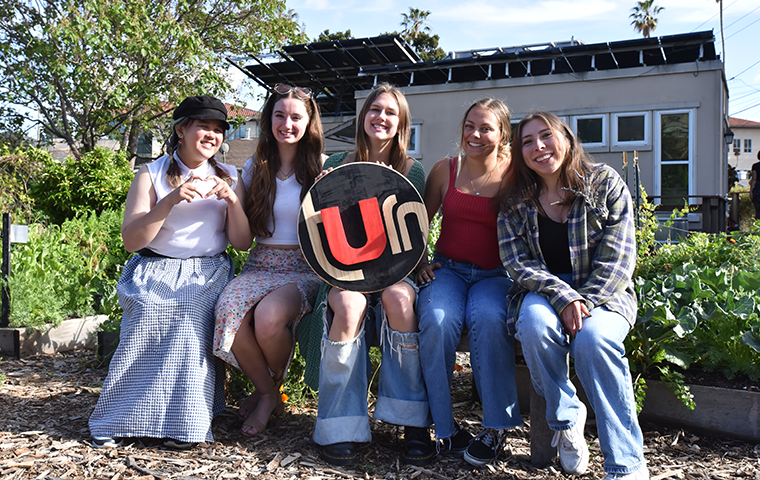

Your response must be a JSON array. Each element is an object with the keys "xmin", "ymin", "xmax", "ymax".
[{"xmin": 1, "ymin": 350, "xmax": 758, "ymax": 480}]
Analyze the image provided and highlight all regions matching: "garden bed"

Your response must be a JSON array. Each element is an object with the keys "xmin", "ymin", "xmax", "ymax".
[{"xmin": 0, "ymin": 315, "xmax": 106, "ymax": 358}]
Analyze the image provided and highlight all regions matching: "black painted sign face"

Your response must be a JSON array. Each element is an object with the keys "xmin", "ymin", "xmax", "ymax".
[{"xmin": 298, "ymin": 162, "xmax": 429, "ymax": 293}]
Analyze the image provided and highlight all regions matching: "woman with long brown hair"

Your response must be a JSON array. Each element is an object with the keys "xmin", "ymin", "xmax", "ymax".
[
  {"xmin": 297, "ymin": 83, "xmax": 434, "ymax": 467},
  {"xmin": 497, "ymin": 111, "xmax": 647, "ymax": 480},
  {"xmin": 213, "ymin": 84, "xmax": 324, "ymax": 436}
]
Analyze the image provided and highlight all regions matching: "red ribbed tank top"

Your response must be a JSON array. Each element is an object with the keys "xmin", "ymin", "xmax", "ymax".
[{"xmin": 435, "ymin": 157, "xmax": 501, "ymax": 270}]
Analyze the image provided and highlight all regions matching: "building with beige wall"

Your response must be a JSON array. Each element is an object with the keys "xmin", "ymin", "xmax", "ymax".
[
  {"xmin": 235, "ymin": 31, "xmax": 730, "ymax": 232},
  {"xmin": 729, "ymin": 117, "xmax": 760, "ymax": 174}
]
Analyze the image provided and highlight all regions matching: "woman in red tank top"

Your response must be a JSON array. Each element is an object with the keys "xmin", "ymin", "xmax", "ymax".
[{"xmin": 415, "ymin": 99, "xmax": 521, "ymax": 467}]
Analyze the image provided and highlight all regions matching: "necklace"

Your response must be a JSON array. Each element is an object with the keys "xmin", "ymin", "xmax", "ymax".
[
  {"xmin": 277, "ymin": 166, "xmax": 295, "ymax": 180},
  {"xmin": 466, "ymin": 160, "xmax": 497, "ymax": 196}
]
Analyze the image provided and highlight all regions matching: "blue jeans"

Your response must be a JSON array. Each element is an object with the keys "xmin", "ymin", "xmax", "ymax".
[
  {"xmin": 515, "ymin": 288, "xmax": 645, "ymax": 475},
  {"xmin": 417, "ymin": 254, "xmax": 521, "ymax": 440},
  {"xmin": 314, "ymin": 280, "xmax": 432, "ymax": 446}
]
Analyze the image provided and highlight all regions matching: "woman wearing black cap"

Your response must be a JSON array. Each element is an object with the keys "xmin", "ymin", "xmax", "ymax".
[{"xmin": 89, "ymin": 95, "xmax": 252, "ymax": 449}]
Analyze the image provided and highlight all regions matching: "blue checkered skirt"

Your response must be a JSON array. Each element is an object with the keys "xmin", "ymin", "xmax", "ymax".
[{"xmin": 89, "ymin": 253, "xmax": 234, "ymax": 443}]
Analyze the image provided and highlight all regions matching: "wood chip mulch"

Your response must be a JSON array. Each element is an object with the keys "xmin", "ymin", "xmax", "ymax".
[{"xmin": 1, "ymin": 350, "xmax": 758, "ymax": 480}]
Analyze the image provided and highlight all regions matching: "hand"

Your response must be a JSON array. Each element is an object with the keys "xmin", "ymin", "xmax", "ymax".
[
  {"xmin": 415, "ymin": 262, "xmax": 441, "ymax": 286},
  {"xmin": 167, "ymin": 175, "xmax": 206, "ymax": 205},
  {"xmin": 315, "ymin": 167, "xmax": 333, "ymax": 182},
  {"xmin": 560, "ymin": 300, "xmax": 590, "ymax": 337},
  {"xmin": 205, "ymin": 175, "xmax": 238, "ymax": 205}
]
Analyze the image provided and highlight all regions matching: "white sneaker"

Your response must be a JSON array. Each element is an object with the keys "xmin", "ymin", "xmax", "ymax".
[
  {"xmin": 551, "ymin": 402, "xmax": 589, "ymax": 475},
  {"xmin": 605, "ymin": 467, "xmax": 649, "ymax": 480}
]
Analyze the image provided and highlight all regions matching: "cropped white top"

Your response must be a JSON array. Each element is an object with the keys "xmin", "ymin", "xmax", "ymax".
[
  {"xmin": 241, "ymin": 156, "xmax": 301, "ymax": 246},
  {"xmin": 144, "ymin": 154, "xmax": 237, "ymax": 259}
]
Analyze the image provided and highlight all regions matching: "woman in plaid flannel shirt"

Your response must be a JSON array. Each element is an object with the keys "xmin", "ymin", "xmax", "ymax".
[{"xmin": 496, "ymin": 112, "xmax": 647, "ymax": 480}]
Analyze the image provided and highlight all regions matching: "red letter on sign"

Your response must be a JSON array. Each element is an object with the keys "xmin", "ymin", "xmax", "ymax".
[{"xmin": 321, "ymin": 198, "xmax": 387, "ymax": 265}]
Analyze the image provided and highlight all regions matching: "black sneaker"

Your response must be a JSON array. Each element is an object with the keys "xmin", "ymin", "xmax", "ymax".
[
  {"xmin": 163, "ymin": 438, "xmax": 196, "ymax": 450},
  {"xmin": 463, "ymin": 428, "xmax": 506, "ymax": 467},
  {"xmin": 90, "ymin": 436, "xmax": 123, "ymax": 448},
  {"xmin": 438, "ymin": 422, "xmax": 473, "ymax": 455},
  {"xmin": 401, "ymin": 426, "xmax": 436, "ymax": 466}
]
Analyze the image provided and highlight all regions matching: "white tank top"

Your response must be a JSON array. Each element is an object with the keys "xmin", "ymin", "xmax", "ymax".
[
  {"xmin": 145, "ymin": 154, "xmax": 238, "ymax": 258},
  {"xmin": 241, "ymin": 157, "xmax": 301, "ymax": 246}
]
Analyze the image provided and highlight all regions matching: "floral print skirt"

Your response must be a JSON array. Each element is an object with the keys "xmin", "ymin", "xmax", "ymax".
[{"xmin": 213, "ymin": 245, "xmax": 321, "ymax": 377}]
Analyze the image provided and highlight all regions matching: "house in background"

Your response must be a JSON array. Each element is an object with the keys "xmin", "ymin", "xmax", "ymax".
[
  {"xmin": 729, "ymin": 116, "xmax": 760, "ymax": 177},
  {"xmin": 234, "ymin": 31, "xmax": 730, "ymax": 232}
]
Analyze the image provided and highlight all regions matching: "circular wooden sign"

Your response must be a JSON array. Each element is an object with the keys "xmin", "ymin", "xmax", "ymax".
[{"xmin": 298, "ymin": 162, "xmax": 429, "ymax": 293}]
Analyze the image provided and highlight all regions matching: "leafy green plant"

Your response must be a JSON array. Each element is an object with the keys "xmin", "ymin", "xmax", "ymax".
[
  {"xmin": 0, "ymin": 145, "xmax": 44, "ymax": 221},
  {"xmin": 628, "ymin": 230, "xmax": 760, "ymax": 411},
  {"xmin": 5, "ymin": 208, "xmax": 128, "ymax": 328},
  {"xmin": 29, "ymin": 147, "xmax": 133, "ymax": 224}
]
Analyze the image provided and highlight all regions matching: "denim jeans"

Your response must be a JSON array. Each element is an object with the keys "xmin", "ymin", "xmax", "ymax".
[
  {"xmin": 417, "ymin": 254, "xmax": 522, "ymax": 440},
  {"xmin": 314, "ymin": 280, "xmax": 432, "ymax": 446},
  {"xmin": 515, "ymin": 287, "xmax": 645, "ymax": 475}
]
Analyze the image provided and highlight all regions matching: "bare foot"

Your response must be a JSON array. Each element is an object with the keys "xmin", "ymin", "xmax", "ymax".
[
  {"xmin": 237, "ymin": 377, "xmax": 282, "ymax": 420},
  {"xmin": 241, "ymin": 390, "xmax": 284, "ymax": 436}
]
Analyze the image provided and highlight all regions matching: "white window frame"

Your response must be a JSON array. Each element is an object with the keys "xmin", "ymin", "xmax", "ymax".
[
  {"xmin": 571, "ymin": 114, "xmax": 608, "ymax": 151},
  {"xmin": 653, "ymin": 109, "xmax": 696, "ymax": 201},
  {"xmin": 611, "ymin": 112, "xmax": 651, "ymax": 150},
  {"xmin": 408, "ymin": 124, "xmax": 421, "ymax": 157},
  {"xmin": 745, "ymin": 139, "xmax": 752, "ymax": 154}
]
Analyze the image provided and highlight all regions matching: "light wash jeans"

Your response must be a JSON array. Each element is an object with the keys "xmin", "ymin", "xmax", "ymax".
[
  {"xmin": 314, "ymin": 280, "xmax": 432, "ymax": 446},
  {"xmin": 417, "ymin": 254, "xmax": 522, "ymax": 440},
  {"xmin": 514, "ymin": 284, "xmax": 645, "ymax": 475}
]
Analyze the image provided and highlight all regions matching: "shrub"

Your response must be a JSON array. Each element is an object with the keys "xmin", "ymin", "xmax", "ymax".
[
  {"xmin": 0, "ymin": 145, "xmax": 44, "ymax": 221},
  {"xmin": 29, "ymin": 147, "xmax": 133, "ymax": 224},
  {"xmin": 4, "ymin": 208, "xmax": 128, "ymax": 328}
]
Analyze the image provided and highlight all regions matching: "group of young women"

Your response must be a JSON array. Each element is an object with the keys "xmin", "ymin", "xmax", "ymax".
[{"xmin": 88, "ymin": 83, "xmax": 648, "ymax": 480}]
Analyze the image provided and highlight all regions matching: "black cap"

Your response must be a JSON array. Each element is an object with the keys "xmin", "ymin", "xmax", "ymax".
[{"xmin": 174, "ymin": 95, "xmax": 230, "ymax": 130}]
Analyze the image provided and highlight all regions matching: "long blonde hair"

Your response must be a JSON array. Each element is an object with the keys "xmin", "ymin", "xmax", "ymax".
[{"xmin": 355, "ymin": 83, "xmax": 411, "ymax": 173}]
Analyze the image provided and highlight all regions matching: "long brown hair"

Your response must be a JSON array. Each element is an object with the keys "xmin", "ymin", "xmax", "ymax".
[
  {"xmin": 355, "ymin": 83, "xmax": 411, "ymax": 173},
  {"xmin": 166, "ymin": 118, "xmax": 232, "ymax": 188},
  {"xmin": 496, "ymin": 111, "xmax": 592, "ymax": 211},
  {"xmin": 246, "ymin": 89, "xmax": 323, "ymax": 238}
]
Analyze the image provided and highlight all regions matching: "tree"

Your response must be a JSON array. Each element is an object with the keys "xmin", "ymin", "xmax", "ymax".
[
  {"xmin": 401, "ymin": 8, "xmax": 431, "ymax": 41},
  {"xmin": 0, "ymin": 0, "xmax": 305, "ymax": 161},
  {"xmin": 629, "ymin": 0, "xmax": 664, "ymax": 38},
  {"xmin": 316, "ymin": 30, "xmax": 354, "ymax": 42}
]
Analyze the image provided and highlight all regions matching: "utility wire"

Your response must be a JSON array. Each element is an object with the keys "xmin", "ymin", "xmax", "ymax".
[
  {"xmin": 729, "ymin": 60, "xmax": 760, "ymax": 80},
  {"xmin": 731, "ymin": 101, "xmax": 760, "ymax": 116},
  {"xmin": 725, "ymin": 15, "xmax": 760, "ymax": 40}
]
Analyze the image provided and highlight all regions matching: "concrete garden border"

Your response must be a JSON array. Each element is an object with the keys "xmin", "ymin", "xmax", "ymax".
[{"xmin": 0, "ymin": 315, "xmax": 106, "ymax": 359}]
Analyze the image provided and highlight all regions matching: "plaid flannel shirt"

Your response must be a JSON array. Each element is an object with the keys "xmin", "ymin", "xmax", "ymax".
[{"xmin": 497, "ymin": 164, "xmax": 637, "ymax": 334}]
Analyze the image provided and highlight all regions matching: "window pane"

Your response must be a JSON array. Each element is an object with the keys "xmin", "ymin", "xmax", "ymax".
[
  {"xmin": 617, "ymin": 115, "xmax": 645, "ymax": 142},
  {"xmin": 661, "ymin": 163, "xmax": 689, "ymax": 200},
  {"xmin": 745, "ymin": 139, "xmax": 752, "ymax": 153},
  {"xmin": 408, "ymin": 126, "xmax": 418, "ymax": 152},
  {"xmin": 577, "ymin": 117, "xmax": 603, "ymax": 144},
  {"xmin": 137, "ymin": 133, "xmax": 152, "ymax": 157},
  {"xmin": 661, "ymin": 113, "xmax": 689, "ymax": 162}
]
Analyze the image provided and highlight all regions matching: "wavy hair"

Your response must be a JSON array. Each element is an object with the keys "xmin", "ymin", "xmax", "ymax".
[
  {"xmin": 496, "ymin": 111, "xmax": 592, "ymax": 211},
  {"xmin": 166, "ymin": 118, "xmax": 232, "ymax": 189},
  {"xmin": 355, "ymin": 83, "xmax": 411, "ymax": 173},
  {"xmin": 245, "ymin": 89, "xmax": 324, "ymax": 238}
]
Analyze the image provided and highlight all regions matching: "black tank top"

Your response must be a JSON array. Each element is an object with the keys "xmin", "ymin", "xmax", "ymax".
[{"xmin": 538, "ymin": 214, "xmax": 572, "ymax": 274}]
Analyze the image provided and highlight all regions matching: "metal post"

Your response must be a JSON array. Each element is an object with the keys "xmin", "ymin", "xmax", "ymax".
[
  {"xmin": 633, "ymin": 151, "xmax": 641, "ymax": 228},
  {"xmin": 1, "ymin": 212, "xmax": 10, "ymax": 328}
]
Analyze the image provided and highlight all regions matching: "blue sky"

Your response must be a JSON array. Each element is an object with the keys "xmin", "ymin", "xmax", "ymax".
[{"xmin": 262, "ymin": 0, "xmax": 760, "ymax": 122}]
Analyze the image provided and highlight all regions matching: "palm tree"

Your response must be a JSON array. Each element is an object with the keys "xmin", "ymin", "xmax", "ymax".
[
  {"xmin": 401, "ymin": 8, "xmax": 431, "ymax": 41},
  {"xmin": 629, "ymin": 0, "xmax": 664, "ymax": 38}
]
